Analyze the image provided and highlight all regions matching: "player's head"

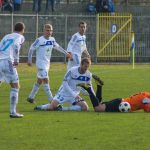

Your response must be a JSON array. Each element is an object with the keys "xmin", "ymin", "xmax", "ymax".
[
  {"xmin": 43, "ymin": 24, "xmax": 53, "ymax": 38},
  {"xmin": 14, "ymin": 22, "xmax": 25, "ymax": 34},
  {"xmin": 80, "ymin": 58, "xmax": 91, "ymax": 74},
  {"xmin": 78, "ymin": 21, "xmax": 87, "ymax": 35}
]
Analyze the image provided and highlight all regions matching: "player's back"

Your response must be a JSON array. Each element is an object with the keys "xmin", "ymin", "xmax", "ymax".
[
  {"xmin": 0, "ymin": 33, "xmax": 24, "ymax": 61},
  {"xmin": 123, "ymin": 92, "xmax": 150, "ymax": 111}
]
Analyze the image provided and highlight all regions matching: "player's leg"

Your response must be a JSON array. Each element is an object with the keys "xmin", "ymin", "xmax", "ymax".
[
  {"xmin": 77, "ymin": 83, "xmax": 100, "ymax": 108},
  {"xmin": 34, "ymin": 100, "xmax": 59, "ymax": 111},
  {"xmin": 4, "ymin": 60, "xmax": 23, "ymax": 118},
  {"xmin": 61, "ymin": 96, "xmax": 89, "ymax": 111},
  {"xmin": 27, "ymin": 78, "xmax": 41, "ymax": 103},
  {"xmin": 42, "ymin": 78, "xmax": 53, "ymax": 102},
  {"xmin": 27, "ymin": 68, "xmax": 46, "ymax": 103},
  {"xmin": 92, "ymin": 74, "xmax": 104, "ymax": 103}
]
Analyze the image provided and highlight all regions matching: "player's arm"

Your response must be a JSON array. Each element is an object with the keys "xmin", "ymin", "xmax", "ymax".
[
  {"xmin": 27, "ymin": 39, "xmax": 39, "ymax": 66},
  {"xmin": 13, "ymin": 43, "xmax": 21, "ymax": 66},
  {"xmin": 53, "ymin": 43, "xmax": 71, "ymax": 59},
  {"xmin": 13, "ymin": 37, "xmax": 24, "ymax": 66},
  {"xmin": 67, "ymin": 35, "xmax": 77, "ymax": 60},
  {"xmin": 62, "ymin": 71, "xmax": 78, "ymax": 98}
]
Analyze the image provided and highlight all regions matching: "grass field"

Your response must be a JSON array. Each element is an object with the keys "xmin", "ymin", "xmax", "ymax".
[{"xmin": 0, "ymin": 63, "xmax": 150, "ymax": 150}]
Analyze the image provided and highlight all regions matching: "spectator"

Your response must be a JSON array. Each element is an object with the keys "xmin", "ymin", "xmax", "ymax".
[
  {"xmin": 14, "ymin": 0, "xmax": 22, "ymax": 11},
  {"xmin": 87, "ymin": 0, "xmax": 96, "ymax": 13},
  {"xmin": 32, "ymin": 0, "xmax": 42, "ymax": 13},
  {"xmin": 96, "ymin": 0, "xmax": 115, "ymax": 13},
  {"xmin": 2, "ymin": 0, "xmax": 13, "ymax": 12},
  {"xmin": 45, "ymin": 0, "xmax": 55, "ymax": 13}
]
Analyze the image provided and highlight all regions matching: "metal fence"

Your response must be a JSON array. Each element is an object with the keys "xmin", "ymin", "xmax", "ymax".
[{"xmin": 0, "ymin": 13, "xmax": 149, "ymax": 63}]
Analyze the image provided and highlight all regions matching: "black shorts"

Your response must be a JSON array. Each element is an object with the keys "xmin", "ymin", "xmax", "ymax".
[{"xmin": 102, "ymin": 98, "xmax": 122, "ymax": 112}]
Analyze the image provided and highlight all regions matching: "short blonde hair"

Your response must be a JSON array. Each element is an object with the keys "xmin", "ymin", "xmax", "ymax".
[{"xmin": 44, "ymin": 24, "xmax": 53, "ymax": 29}]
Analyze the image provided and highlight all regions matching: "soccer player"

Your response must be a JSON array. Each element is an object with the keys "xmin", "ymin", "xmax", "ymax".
[
  {"xmin": 67, "ymin": 21, "xmax": 90, "ymax": 70},
  {"xmin": 27, "ymin": 24, "xmax": 71, "ymax": 103},
  {"xmin": 0, "ymin": 22, "xmax": 25, "ymax": 118},
  {"xmin": 78, "ymin": 75, "xmax": 150, "ymax": 112},
  {"xmin": 34, "ymin": 58, "xmax": 93, "ymax": 111}
]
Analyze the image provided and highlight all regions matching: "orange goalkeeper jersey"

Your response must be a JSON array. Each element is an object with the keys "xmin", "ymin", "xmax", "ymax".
[{"xmin": 122, "ymin": 92, "xmax": 150, "ymax": 111}]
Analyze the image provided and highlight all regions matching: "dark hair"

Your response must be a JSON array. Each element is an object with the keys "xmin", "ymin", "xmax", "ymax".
[
  {"xmin": 14, "ymin": 22, "xmax": 25, "ymax": 32},
  {"xmin": 78, "ymin": 21, "xmax": 87, "ymax": 27},
  {"xmin": 81, "ymin": 58, "xmax": 91, "ymax": 65}
]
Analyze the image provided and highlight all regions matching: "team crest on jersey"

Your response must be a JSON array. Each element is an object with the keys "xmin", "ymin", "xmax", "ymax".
[{"xmin": 76, "ymin": 76, "xmax": 90, "ymax": 81}]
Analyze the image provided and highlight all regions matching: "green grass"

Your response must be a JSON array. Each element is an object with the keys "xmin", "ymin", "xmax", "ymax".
[{"xmin": 0, "ymin": 64, "xmax": 150, "ymax": 150}]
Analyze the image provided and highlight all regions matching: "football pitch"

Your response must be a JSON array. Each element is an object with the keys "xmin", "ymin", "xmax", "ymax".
[{"xmin": 0, "ymin": 64, "xmax": 150, "ymax": 150}]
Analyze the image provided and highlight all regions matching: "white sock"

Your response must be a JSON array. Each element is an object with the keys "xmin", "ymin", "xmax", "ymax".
[
  {"xmin": 43, "ymin": 84, "xmax": 53, "ymax": 101},
  {"xmin": 29, "ymin": 83, "xmax": 40, "ymax": 99},
  {"xmin": 10, "ymin": 88, "xmax": 19, "ymax": 114},
  {"xmin": 41, "ymin": 104, "xmax": 50, "ymax": 110},
  {"xmin": 62, "ymin": 105, "xmax": 81, "ymax": 111}
]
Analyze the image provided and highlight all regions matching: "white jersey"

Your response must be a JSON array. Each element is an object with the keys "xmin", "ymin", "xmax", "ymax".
[
  {"xmin": 0, "ymin": 32, "xmax": 25, "ymax": 63},
  {"xmin": 28, "ymin": 36, "xmax": 67, "ymax": 70},
  {"xmin": 57, "ymin": 66, "xmax": 92, "ymax": 98},
  {"xmin": 67, "ymin": 32, "xmax": 87, "ymax": 56}
]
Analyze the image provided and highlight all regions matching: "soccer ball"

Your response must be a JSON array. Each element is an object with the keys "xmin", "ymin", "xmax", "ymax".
[{"xmin": 119, "ymin": 102, "xmax": 131, "ymax": 112}]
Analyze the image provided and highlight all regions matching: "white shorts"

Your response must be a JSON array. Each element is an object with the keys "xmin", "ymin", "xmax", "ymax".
[
  {"xmin": 0, "ymin": 59, "xmax": 19, "ymax": 83},
  {"xmin": 37, "ymin": 68, "xmax": 49, "ymax": 79},
  {"xmin": 53, "ymin": 93, "xmax": 76, "ymax": 104},
  {"xmin": 67, "ymin": 54, "xmax": 81, "ymax": 70}
]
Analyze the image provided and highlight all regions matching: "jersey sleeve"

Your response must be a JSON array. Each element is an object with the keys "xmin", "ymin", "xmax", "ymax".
[
  {"xmin": 67, "ymin": 34, "xmax": 77, "ymax": 53},
  {"xmin": 53, "ymin": 39, "xmax": 68, "ymax": 55},
  {"xmin": 13, "ymin": 36, "xmax": 25, "ymax": 63},
  {"xmin": 28, "ymin": 38, "xmax": 40, "ymax": 63}
]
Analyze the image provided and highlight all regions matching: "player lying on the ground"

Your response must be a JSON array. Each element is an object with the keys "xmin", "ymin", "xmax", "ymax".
[
  {"xmin": 78, "ymin": 75, "xmax": 150, "ymax": 112},
  {"xmin": 34, "ymin": 58, "xmax": 94, "ymax": 111}
]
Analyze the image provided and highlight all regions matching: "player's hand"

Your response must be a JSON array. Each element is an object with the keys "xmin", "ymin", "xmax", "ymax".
[
  {"xmin": 27, "ymin": 61, "xmax": 32, "ymax": 66},
  {"xmin": 75, "ymin": 95, "xmax": 82, "ymax": 101},
  {"xmin": 68, "ymin": 52, "xmax": 73, "ymax": 61},
  {"xmin": 66, "ymin": 53, "xmax": 72, "ymax": 59}
]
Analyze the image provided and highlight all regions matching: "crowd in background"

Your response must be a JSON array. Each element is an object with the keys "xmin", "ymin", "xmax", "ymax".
[{"xmin": 0, "ymin": 0, "xmax": 115, "ymax": 14}]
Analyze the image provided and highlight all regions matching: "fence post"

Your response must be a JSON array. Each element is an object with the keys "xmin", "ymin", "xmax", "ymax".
[
  {"xmin": 64, "ymin": 15, "xmax": 68, "ymax": 63},
  {"xmin": 35, "ymin": 13, "xmax": 39, "ymax": 38}
]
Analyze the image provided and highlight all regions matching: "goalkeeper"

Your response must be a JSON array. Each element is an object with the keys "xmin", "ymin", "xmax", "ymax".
[{"xmin": 78, "ymin": 75, "xmax": 150, "ymax": 112}]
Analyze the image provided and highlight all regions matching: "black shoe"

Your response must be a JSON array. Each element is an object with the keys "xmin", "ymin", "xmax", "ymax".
[
  {"xmin": 10, "ymin": 112, "xmax": 24, "ymax": 118},
  {"xmin": 27, "ymin": 98, "xmax": 35, "ymax": 103},
  {"xmin": 34, "ymin": 105, "xmax": 43, "ymax": 111},
  {"xmin": 54, "ymin": 104, "xmax": 63, "ymax": 111},
  {"xmin": 92, "ymin": 74, "xmax": 104, "ymax": 86}
]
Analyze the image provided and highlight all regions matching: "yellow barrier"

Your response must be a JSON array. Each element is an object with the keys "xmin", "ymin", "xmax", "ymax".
[{"xmin": 96, "ymin": 13, "xmax": 132, "ymax": 61}]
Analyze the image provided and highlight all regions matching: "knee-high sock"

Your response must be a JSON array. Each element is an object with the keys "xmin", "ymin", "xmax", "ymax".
[
  {"xmin": 96, "ymin": 85, "xmax": 102, "ymax": 103},
  {"xmin": 41, "ymin": 104, "xmax": 50, "ymax": 110},
  {"xmin": 29, "ymin": 83, "xmax": 40, "ymax": 99},
  {"xmin": 43, "ymin": 84, "xmax": 53, "ymax": 101},
  {"xmin": 85, "ymin": 87, "xmax": 99, "ymax": 107},
  {"xmin": 10, "ymin": 88, "xmax": 19, "ymax": 114}
]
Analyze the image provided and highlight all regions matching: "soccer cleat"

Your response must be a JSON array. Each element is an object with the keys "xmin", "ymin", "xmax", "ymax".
[
  {"xmin": 10, "ymin": 112, "xmax": 24, "ymax": 118},
  {"xmin": 54, "ymin": 104, "xmax": 63, "ymax": 111},
  {"xmin": 27, "ymin": 97, "xmax": 35, "ymax": 103},
  {"xmin": 34, "ymin": 105, "xmax": 43, "ymax": 111},
  {"xmin": 92, "ymin": 74, "xmax": 104, "ymax": 86},
  {"xmin": 77, "ymin": 83, "xmax": 91, "ymax": 90}
]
